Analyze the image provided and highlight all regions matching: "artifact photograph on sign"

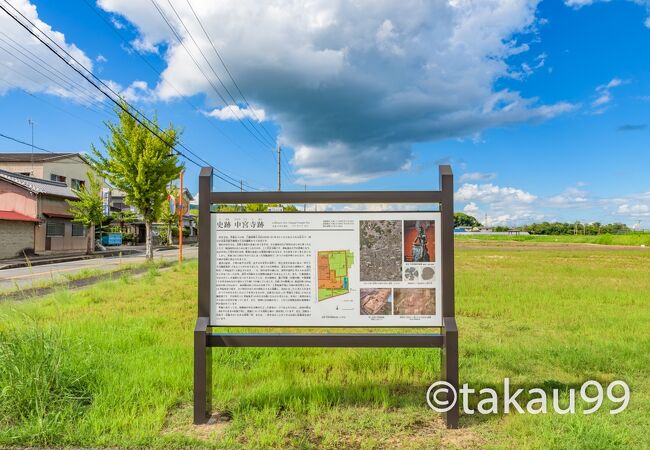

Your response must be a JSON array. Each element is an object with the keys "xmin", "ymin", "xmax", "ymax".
[{"xmin": 210, "ymin": 212, "xmax": 442, "ymax": 327}]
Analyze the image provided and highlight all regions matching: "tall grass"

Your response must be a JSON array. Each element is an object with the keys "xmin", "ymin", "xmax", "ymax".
[{"xmin": 0, "ymin": 326, "xmax": 97, "ymax": 445}]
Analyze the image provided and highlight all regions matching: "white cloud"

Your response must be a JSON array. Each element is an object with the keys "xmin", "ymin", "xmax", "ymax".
[
  {"xmin": 0, "ymin": 0, "xmax": 99, "ymax": 102},
  {"xmin": 456, "ymin": 183, "xmax": 537, "ymax": 204},
  {"xmin": 455, "ymin": 181, "xmax": 650, "ymax": 226},
  {"xmin": 97, "ymin": 0, "xmax": 577, "ymax": 184},
  {"xmin": 96, "ymin": 54, "xmax": 108, "ymax": 63},
  {"xmin": 617, "ymin": 203, "xmax": 650, "ymax": 216},
  {"xmin": 120, "ymin": 80, "xmax": 155, "ymax": 102},
  {"xmin": 548, "ymin": 186, "xmax": 589, "ymax": 207},
  {"xmin": 463, "ymin": 202, "xmax": 479, "ymax": 214},
  {"xmin": 459, "ymin": 172, "xmax": 497, "ymax": 182},
  {"xmin": 205, "ymin": 104, "xmax": 266, "ymax": 122},
  {"xmin": 590, "ymin": 77, "xmax": 626, "ymax": 112}
]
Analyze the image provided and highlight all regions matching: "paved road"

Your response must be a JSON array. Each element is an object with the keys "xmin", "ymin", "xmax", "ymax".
[{"xmin": 0, "ymin": 246, "xmax": 198, "ymax": 291}]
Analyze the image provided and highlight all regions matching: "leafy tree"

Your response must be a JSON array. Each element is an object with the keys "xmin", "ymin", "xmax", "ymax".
[
  {"xmin": 91, "ymin": 103, "xmax": 182, "ymax": 260},
  {"xmin": 111, "ymin": 209, "xmax": 138, "ymax": 234},
  {"xmin": 66, "ymin": 172, "xmax": 103, "ymax": 254},
  {"xmin": 454, "ymin": 212, "xmax": 482, "ymax": 228}
]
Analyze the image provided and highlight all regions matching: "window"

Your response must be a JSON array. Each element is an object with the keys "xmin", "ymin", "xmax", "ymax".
[
  {"xmin": 71, "ymin": 178, "xmax": 85, "ymax": 190},
  {"xmin": 72, "ymin": 223, "xmax": 86, "ymax": 237},
  {"xmin": 50, "ymin": 173, "xmax": 66, "ymax": 183},
  {"xmin": 46, "ymin": 221, "xmax": 65, "ymax": 237}
]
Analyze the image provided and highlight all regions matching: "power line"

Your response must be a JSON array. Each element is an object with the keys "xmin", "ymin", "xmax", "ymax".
[
  {"xmin": 0, "ymin": 78, "xmax": 103, "ymax": 130},
  {"xmin": 165, "ymin": 0, "xmax": 274, "ymax": 150},
  {"xmin": 0, "ymin": 0, "xmax": 253, "ymax": 191},
  {"xmin": 0, "ymin": 29, "xmax": 112, "ymax": 115},
  {"xmin": 0, "ymin": 44, "xmax": 113, "ymax": 118},
  {"xmin": 0, "ymin": 131, "xmax": 61, "ymax": 154},
  {"xmin": 79, "ymin": 0, "xmax": 268, "ymax": 179},
  {"xmin": 150, "ymin": 0, "xmax": 276, "ymax": 154},
  {"xmin": 184, "ymin": 0, "xmax": 276, "ymax": 143}
]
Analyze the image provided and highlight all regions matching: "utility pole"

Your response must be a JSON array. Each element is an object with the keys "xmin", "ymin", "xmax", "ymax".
[
  {"xmin": 277, "ymin": 144, "xmax": 281, "ymax": 191},
  {"xmin": 240, "ymin": 179, "xmax": 243, "ymax": 212},
  {"xmin": 304, "ymin": 184, "xmax": 307, "ymax": 212},
  {"xmin": 28, "ymin": 118, "xmax": 35, "ymax": 176},
  {"xmin": 179, "ymin": 170, "xmax": 183, "ymax": 264}
]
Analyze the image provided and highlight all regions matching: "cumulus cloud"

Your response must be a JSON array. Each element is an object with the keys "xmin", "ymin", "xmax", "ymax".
[
  {"xmin": 205, "ymin": 105, "xmax": 266, "ymax": 122},
  {"xmin": 617, "ymin": 203, "xmax": 650, "ymax": 216},
  {"xmin": 0, "ymin": 0, "xmax": 99, "ymax": 102},
  {"xmin": 456, "ymin": 183, "xmax": 537, "ymax": 204},
  {"xmin": 457, "ymin": 181, "xmax": 650, "ymax": 226},
  {"xmin": 96, "ymin": 0, "xmax": 579, "ymax": 184}
]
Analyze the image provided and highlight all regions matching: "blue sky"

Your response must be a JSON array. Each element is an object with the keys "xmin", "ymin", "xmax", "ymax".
[{"xmin": 0, "ymin": 0, "xmax": 648, "ymax": 226}]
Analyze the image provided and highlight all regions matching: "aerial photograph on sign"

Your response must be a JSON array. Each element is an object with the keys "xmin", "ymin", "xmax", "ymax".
[
  {"xmin": 359, "ymin": 220, "xmax": 402, "ymax": 281},
  {"xmin": 360, "ymin": 288, "xmax": 393, "ymax": 315},
  {"xmin": 393, "ymin": 288, "xmax": 436, "ymax": 315},
  {"xmin": 404, "ymin": 220, "xmax": 435, "ymax": 263},
  {"xmin": 317, "ymin": 250, "xmax": 354, "ymax": 301}
]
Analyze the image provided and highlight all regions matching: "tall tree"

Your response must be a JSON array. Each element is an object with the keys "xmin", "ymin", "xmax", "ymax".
[
  {"xmin": 91, "ymin": 104, "xmax": 182, "ymax": 260},
  {"xmin": 66, "ymin": 171, "xmax": 103, "ymax": 254}
]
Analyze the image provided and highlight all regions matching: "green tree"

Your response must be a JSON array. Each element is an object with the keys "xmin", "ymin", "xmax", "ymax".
[
  {"xmin": 91, "ymin": 104, "xmax": 182, "ymax": 260},
  {"xmin": 66, "ymin": 172, "xmax": 103, "ymax": 254},
  {"xmin": 454, "ymin": 212, "xmax": 482, "ymax": 228}
]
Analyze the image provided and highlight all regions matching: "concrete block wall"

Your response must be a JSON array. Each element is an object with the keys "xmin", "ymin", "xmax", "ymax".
[{"xmin": 0, "ymin": 220, "xmax": 35, "ymax": 259}]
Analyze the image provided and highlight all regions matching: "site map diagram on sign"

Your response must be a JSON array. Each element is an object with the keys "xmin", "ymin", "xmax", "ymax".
[{"xmin": 318, "ymin": 250, "xmax": 354, "ymax": 301}]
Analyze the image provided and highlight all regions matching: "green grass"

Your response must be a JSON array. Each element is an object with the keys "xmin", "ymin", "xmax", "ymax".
[
  {"xmin": 455, "ymin": 232, "xmax": 650, "ymax": 246},
  {"xmin": 0, "ymin": 247, "xmax": 649, "ymax": 449}
]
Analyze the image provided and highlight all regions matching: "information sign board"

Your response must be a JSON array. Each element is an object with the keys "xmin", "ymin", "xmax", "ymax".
[{"xmin": 211, "ymin": 212, "xmax": 442, "ymax": 327}]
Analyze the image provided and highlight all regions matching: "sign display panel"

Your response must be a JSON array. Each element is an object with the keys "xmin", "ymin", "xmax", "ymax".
[{"xmin": 210, "ymin": 212, "xmax": 442, "ymax": 327}]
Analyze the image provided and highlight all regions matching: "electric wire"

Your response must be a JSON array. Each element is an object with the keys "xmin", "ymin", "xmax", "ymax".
[{"xmin": 0, "ymin": 0, "xmax": 253, "ymax": 190}]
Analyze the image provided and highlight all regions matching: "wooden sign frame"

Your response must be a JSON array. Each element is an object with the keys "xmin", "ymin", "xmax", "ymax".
[{"xmin": 194, "ymin": 165, "xmax": 458, "ymax": 428}]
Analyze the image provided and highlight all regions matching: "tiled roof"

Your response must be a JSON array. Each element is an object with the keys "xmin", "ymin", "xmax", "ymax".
[
  {"xmin": 0, "ymin": 169, "xmax": 78, "ymax": 199},
  {"xmin": 0, "ymin": 152, "xmax": 85, "ymax": 163}
]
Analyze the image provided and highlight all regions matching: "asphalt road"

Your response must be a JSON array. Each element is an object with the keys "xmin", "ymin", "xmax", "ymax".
[{"xmin": 0, "ymin": 246, "xmax": 198, "ymax": 291}]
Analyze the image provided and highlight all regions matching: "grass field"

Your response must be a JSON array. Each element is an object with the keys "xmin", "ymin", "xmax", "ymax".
[
  {"xmin": 1, "ymin": 243, "xmax": 649, "ymax": 449},
  {"xmin": 455, "ymin": 232, "xmax": 650, "ymax": 246}
]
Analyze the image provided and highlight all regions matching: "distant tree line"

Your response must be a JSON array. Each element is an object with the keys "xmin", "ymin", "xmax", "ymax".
[
  {"xmin": 517, "ymin": 222, "xmax": 632, "ymax": 235},
  {"xmin": 454, "ymin": 212, "xmax": 635, "ymax": 235}
]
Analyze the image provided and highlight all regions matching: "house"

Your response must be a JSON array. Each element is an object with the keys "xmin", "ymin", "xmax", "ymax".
[
  {"xmin": 0, "ymin": 169, "xmax": 89, "ymax": 258},
  {"xmin": 0, "ymin": 152, "xmax": 96, "ymax": 190}
]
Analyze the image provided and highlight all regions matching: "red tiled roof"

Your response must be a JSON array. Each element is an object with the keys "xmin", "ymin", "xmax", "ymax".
[{"xmin": 0, "ymin": 210, "xmax": 40, "ymax": 222}]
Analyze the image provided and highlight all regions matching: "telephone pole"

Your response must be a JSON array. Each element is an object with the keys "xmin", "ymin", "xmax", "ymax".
[{"xmin": 277, "ymin": 144, "xmax": 281, "ymax": 191}]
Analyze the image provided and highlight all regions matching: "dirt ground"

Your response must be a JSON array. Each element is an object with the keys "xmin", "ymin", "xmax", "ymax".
[
  {"xmin": 393, "ymin": 288, "xmax": 435, "ymax": 315},
  {"xmin": 360, "ymin": 288, "xmax": 392, "ymax": 315}
]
